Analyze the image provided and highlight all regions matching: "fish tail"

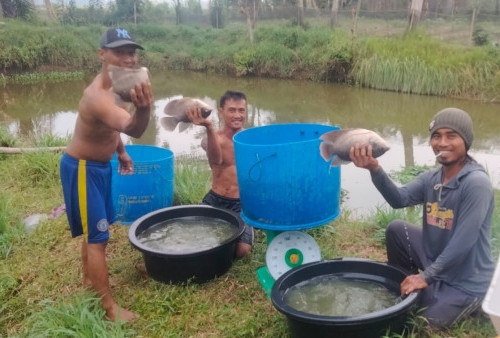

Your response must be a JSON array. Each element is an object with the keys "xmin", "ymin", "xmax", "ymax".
[
  {"xmin": 160, "ymin": 116, "xmax": 179, "ymax": 131},
  {"xmin": 319, "ymin": 142, "xmax": 335, "ymax": 162}
]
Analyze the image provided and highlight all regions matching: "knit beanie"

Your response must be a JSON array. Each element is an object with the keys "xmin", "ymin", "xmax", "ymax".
[{"xmin": 429, "ymin": 108, "xmax": 474, "ymax": 150}]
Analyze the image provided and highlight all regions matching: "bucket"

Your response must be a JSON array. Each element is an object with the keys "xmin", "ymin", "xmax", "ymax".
[
  {"xmin": 271, "ymin": 258, "xmax": 420, "ymax": 338},
  {"xmin": 233, "ymin": 124, "xmax": 341, "ymax": 230},
  {"xmin": 111, "ymin": 145, "xmax": 174, "ymax": 225},
  {"xmin": 128, "ymin": 205, "xmax": 244, "ymax": 283}
]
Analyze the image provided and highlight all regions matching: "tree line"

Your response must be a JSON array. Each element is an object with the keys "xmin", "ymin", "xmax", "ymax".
[{"xmin": 1, "ymin": 0, "xmax": 500, "ymax": 44}]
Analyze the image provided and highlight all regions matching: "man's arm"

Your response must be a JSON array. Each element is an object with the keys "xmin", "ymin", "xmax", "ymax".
[
  {"xmin": 85, "ymin": 78, "xmax": 153, "ymax": 138},
  {"xmin": 350, "ymin": 144, "xmax": 424, "ymax": 208},
  {"xmin": 115, "ymin": 138, "xmax": 133, "ymax": 175},
  {"xmin": 187, "ymin": 108, "xmax": 223, "ymax": 166}
]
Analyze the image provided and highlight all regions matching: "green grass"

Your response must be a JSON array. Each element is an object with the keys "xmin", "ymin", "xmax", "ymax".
[
  {"xmin": 173, "ymin": 155, "xmax": 212, "ymax": 205},
  {"xmin": 0, "ymin": 133, "xmax": 497, "ymax": 337},
  {"xmin": 389, "ymin": 165, "xmax": 435, "ymax": 185},
  {"xmin": 2, "ymin": 20, "xmax": 499, "ymax": 100},
  {"xmin": 5, "ymin": 71, "xmax": 85, "ymax": 85},
  {"xmin": 0, "ymin": 128, "xmax": 18, "ymax": 148},
  {"xmin": 22, "ymin": 294, "xmax": 136, "ymax": 337},
  {"xmin": 30, "ymin": 133, "xmax": 71, "ymax": 148},
  {"xmin": 351, "ymin": 30, "xmax": 500, "ymax": 98}
]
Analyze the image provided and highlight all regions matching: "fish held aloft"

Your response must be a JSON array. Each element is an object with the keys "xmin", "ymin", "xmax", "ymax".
[
  {"xmin": 108, "ymin": 65, "xmax": 150, "ymax": 102},
  {"xmin": 161, "ymin": 98, "xmax": 213, "ymax": 132},
  {"xmin": 319, "ymin": 128, "xmax": 390, "ymax": 166}
]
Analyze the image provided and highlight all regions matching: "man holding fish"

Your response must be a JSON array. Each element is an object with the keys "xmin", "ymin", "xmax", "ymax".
[
  {"xmin": 185, "ymin": 90, "xmax": 254, "ymax": 258},
  {"xmin": 348, "ymin": 108, "xmax": 494, "ymax": 328},
  {"xmin": 60, "ymin": 28, "xmax": 153, "ymax": 321}
]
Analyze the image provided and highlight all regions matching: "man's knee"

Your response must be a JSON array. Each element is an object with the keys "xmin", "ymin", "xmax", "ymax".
[{"xmin": 385, "ymin": 219, "xmax": 406, "ymax": 240}]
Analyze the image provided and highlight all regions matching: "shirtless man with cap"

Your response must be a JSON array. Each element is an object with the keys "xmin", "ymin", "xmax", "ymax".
[{"xmin": 60, "ymin": 27, "xmax": 153, "ymax": 321}]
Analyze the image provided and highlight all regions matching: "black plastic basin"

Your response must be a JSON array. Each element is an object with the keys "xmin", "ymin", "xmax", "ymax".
[
  {"xmin": 271, "ymin": 258, "xmax": 420, "ymax": 338},
  {"xmin": 128, "ymin": 205, "xmax": 244, "ymax": 283}
]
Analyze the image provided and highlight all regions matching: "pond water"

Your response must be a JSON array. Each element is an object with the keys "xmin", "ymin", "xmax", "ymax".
[{"xmin": 1, "ymin": 70, "xmax": 499, "ymax": 218}]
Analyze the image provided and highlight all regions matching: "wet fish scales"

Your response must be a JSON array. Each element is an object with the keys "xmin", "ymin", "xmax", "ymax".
[
  {"xmin": 108, "ymin": 65, "xmax": 150, "ymax": 102},
  {"xmin": 319, "ymin": 128, "xmax": 390, "ymax": 166},
  {"xmin": 161, "ymin": 97, "xmax": 213, "ymax": 131}
]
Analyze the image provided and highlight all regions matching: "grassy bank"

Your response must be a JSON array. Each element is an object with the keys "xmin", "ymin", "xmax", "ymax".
[
  {"xmin": 1, "ymin": 20, "xmax": 500, "ymax": 101},
  {"xmin": 0, "ymin": 132, "xmax": 498, "ymax": 337}
]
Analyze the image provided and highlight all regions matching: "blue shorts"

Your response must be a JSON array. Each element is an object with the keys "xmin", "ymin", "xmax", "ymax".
[
  {"xmin": 202, "ymin": 190, "xmax": 254, "ymax": 246},
  {"xmin": 60, "ymin": 153, "xmax": 115, "ymax": 244}
]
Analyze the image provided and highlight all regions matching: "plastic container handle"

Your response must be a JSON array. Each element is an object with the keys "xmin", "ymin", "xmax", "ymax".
[{"xmin": 248, "ymin": 152, "xmax": 277, "ymax": 182}]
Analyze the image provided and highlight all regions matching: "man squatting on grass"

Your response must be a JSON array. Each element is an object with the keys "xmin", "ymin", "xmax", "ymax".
[
  {"xmin": 350, "ymin": 108, "xmax": 494, "ymax": 328},
  {"xmin": 186, "ymin": 90, "xmax": 254, "ymax": 258},
  {"xmin": 60, "ymin": 28, "xmax": 153, "ymax": 321}
]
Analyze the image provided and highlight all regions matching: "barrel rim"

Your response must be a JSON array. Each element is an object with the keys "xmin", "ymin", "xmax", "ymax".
[
  {"xmin": 240, "ymin": 209, "xmax": 341, "ymax": 231},
  {"xmin": 111, "ymin": 144, "xmax": 174, "ymax": 163},
  {"xmin": 233, "ymin": 123, "xmax": 341, "ymax": 147}
]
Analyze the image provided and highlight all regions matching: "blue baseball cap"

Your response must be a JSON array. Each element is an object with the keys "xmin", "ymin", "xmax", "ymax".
[{"xmin": 100, "ymin": 28, "xmax": 144, "ymax": 50}]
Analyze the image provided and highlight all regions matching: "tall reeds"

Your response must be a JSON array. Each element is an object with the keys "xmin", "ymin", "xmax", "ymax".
[
  {"xmin": 351, "ymin": 31, "xmax": 500, "ymax": 97},
  {"xmin": 173, "ymin": 155, "xmax": 212, "ymax": 205}
]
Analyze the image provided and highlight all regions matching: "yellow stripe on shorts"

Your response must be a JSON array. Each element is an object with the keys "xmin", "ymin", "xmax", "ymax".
[{"xmin": 78, "ymin": 159, "xmax": 88, "ymax": 241}]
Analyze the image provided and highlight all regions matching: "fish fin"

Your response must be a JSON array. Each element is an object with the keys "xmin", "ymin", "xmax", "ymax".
[
  {"xmin": 330, "ymin": 156, "xmax": 351, "ymax": 167},
  {"xmin": 178, "ymin": 122, "xmax": 191, "ymax": 132},
  {"xmin": 319, "ymin": 141, "xmax": 336, "ymax": 162},
  {"xmin": 160, "ymin": 116, "xmax": 179, "ymax": 131}
]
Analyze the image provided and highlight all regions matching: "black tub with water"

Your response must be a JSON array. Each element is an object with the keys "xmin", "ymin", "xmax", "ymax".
[
  {"xmin": 128, "ymin": 205, "xmax": 244, "ymax": 283},
  {"xmin": 271, "ymin": 258, "xmax": 420, "ymax": 338}
]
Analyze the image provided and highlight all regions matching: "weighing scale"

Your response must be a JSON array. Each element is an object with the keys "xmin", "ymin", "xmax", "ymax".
[{"xmin": 256, "ymin": 230, "xmax": 323, "ymax": 297}]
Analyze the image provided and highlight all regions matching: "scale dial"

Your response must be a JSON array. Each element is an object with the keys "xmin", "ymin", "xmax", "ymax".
[{"xmin": 266, "ymin": 231, "xmax": 321, "ymax": 280}]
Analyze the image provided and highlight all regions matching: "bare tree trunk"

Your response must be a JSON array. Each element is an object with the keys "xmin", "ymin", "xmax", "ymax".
[
  {"xmin": 134, "ymin": 1, "xmax": 137, "ymax": 26},
  {"xmin": 408, "ymin": 0, "xmax": 424, "ymax": 31},
  {"xmin": 175, "ymin": 0, "xmax": 181, "ymax": 24},
  {"xmin": 351, "ymin": 0, "xmax": 361, "ymax": 37},
  {"xmin": 240, "ymin": 0, "xmax": 258, "ymax": 44},
  {"xmin": 252, "ymin": 0, "xmax": 257, "ymax": 29},
  {"xmin": 44, "ymin": 0, "xmax": 56, "ymax": 20},
  {"xmin": 297, "ymin": 0, "xmax": 303, "ymax": 27},
  {"xmin": 305, "ymin": 0, "xmax": 320, "ymax": 12},
  {"xmin": 330, "ymin": 0, "xmax": 339, "ymax": 28},
  {"xmin": 246, "ymin": 14, "xmax": 254, "ymax": 44},
  {"xmin": 470, "ymin": 6, "xmax": 477, "ymax": 43}
]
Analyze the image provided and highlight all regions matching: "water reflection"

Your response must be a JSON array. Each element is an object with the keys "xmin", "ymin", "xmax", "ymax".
[{"xmin": 1, "ymin": 71, "xmax": 499, "ymax": 218}]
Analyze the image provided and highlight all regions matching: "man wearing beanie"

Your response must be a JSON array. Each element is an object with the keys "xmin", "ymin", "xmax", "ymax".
[
  {"xmin": 60, "ymin": 28, "xmax": 153, "ymax": 321},
  {"xmin": 350, "ymin": 107, "xmax": 494, "ymax": 329}
]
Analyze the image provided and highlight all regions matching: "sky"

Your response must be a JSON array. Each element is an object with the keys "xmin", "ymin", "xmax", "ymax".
[{"xmin": 34, "ymin": 0, "xmax": 181, "ymax": 6}]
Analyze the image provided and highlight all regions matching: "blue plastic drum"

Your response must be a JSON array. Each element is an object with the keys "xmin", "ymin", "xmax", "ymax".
[
  {"xmin": 111, "ymin": 145, "xmax": 174, "ymax": 225},
  {"xmin": 234, "ymin": 124, "xmax": 341, "ymax": 230}
]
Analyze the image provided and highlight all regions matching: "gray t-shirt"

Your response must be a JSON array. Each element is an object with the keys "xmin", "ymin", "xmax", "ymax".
[{"xmin": 371, "ymin": 160, "xmax": 495, "ymax": 296}]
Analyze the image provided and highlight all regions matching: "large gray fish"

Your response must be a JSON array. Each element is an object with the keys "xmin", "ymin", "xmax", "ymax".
[
  {"xmin": 160, "ymin": 97, "xmax": 213, "ymax": 132},
  {"xmin": 319, "ymin": 128, "xmax": 390, "ymax": 166},
  {"xmin": 108, "ymin": 65, "xmax": 150, "ymax": 102}
]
